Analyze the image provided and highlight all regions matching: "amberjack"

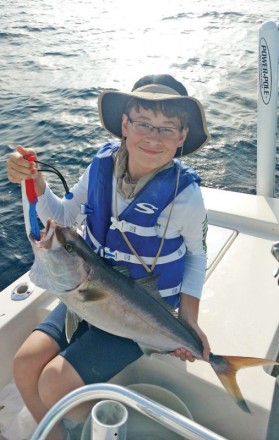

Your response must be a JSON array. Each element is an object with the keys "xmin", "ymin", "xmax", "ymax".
[{"xmin": 29, "ymin": 219, "xmax": 278, "ymax": 413}]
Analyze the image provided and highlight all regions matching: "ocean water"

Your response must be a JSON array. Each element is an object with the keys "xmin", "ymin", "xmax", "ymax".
[{"xmin": 0, "ymin": 0, "xmax": 278, "ymax": 291}]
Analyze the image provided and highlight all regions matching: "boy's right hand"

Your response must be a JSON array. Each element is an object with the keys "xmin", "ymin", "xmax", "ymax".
[
  {"xmin": 6, "ymin": 145, "xmax": 38, "ymax": 183},
  {"xmin": 6, "ymin": 145, "xmax": 46, "ymax": 195}
]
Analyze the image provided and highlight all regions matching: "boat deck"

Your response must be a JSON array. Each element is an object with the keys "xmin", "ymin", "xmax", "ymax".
[{"xmin": 1, "ymin": 187, "xmax": 279, "ymax": 439}]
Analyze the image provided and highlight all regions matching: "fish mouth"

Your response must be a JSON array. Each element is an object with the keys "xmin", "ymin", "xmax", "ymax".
[{"xmin": 30, "ymin": 218, "xmax": 56, "ymax": 249}]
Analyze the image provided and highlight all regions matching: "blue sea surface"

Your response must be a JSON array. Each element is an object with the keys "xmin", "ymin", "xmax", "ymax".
[{"xmin": 0, "ymin": 0, "xmax": 279, "ymax": 291}]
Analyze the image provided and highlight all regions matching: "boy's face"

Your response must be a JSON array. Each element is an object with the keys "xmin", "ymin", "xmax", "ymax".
[{"xmin": 122, "ymin": 106, "xmax": 188, "ymax": 180}]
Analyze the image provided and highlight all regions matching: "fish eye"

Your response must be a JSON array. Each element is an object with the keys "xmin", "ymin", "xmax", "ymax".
[{"xmin": 65, "ymin": 242, "xmax": 73, "ymax": 252}]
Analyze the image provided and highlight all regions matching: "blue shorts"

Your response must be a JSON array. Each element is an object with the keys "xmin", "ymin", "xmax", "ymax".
[{"xmin": 35, "ymin": 302, "xmax": 143, "ymax": 384}]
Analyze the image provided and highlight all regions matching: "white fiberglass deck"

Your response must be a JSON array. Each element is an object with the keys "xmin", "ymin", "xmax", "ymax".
[{"xmin": 0, "ymin": 188, "xmax": 279, "ymax": 440}]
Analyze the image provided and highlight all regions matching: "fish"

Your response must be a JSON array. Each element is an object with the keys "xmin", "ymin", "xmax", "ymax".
[{"xmin": 29, "ymin": 219, "xmax": 278, "ymax": 413}]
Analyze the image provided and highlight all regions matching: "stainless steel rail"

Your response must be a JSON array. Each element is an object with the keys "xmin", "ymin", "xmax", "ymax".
[
  {"xmin": 30, "ymin": 383, "xmax": 227, "ymax": 440},
  {"xmin": 266, "ymin": 376, "xmax": 279, "ymax": 440}
]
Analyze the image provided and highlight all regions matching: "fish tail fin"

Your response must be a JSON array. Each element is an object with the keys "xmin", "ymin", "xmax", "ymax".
[{"xmin": 210, "ymin": 354, "xmax": 279, "ymax": 413}]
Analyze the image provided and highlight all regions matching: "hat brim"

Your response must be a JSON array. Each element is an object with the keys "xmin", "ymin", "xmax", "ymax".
[{"xmin": 98, "ymin": 90, "xmax": 210, "ymax": 156}]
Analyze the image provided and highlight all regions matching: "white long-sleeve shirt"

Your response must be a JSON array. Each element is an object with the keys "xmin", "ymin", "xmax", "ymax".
[{"xmin": 37, "ymin": 165, "xmax": 207, "ymax": 299}]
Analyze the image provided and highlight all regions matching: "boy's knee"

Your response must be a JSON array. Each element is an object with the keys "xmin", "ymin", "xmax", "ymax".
[
  {"xmin": 13, "ymin": 348, "xmax": 31, "ymax": 385},
  {"xmin": 38, "ymin": 366, "xmax": 58, "ymax": 408},
  {"xmin": 38, "ymin": 357, "xmax": 84, "ymax": 410}
]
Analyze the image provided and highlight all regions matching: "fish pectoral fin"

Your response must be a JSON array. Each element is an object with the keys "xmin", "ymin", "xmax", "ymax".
[
  {"xmin": 138, "ymin": 343, "xmax": 169, "ymax": 358},
  {"xmin": 65, "ymin": 309, "xmax": 83, "ymax": 343},
  {"xmin": 78, "ymin": 285, "xmax": 107, "ymax": 302}
]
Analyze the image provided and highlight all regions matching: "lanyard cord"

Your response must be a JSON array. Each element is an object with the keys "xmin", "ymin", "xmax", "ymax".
[
  {"xmin": 35, "ymin": 160, "xmax": 70, "ymax": 194},
  {"xmin": 24, "ymin": 155, "xmax": 73, "ymax": 200},
  {"xmin": 114, "ymin": 157, "xmax": 181, "ymax": 274},
  {"xmin": 34, "ymin": 158, "xmax": 73, "ymax": 200}
]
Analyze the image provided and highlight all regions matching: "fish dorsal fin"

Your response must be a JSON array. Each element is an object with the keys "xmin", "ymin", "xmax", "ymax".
[
  {"xmin": 136, "ymin": 274, "xmax": 179, "ymax": 318},
  {"xmin": 112, "ymin": 268, "xmax": 161, "ymax": 300},
  {"xmin": 113, "ymin": 268, "xmax": 179, "ymax": 319},
  {"xmin": 112, "ymin": 265, "xmax": 130, "ymax": 277},
  {"xmin": 135, "ymin": 274, "xmax": 159, "ymax": 294},
  {"xmin": 113, "ymin": 268, "xmax": 159, "ymax": 297}
]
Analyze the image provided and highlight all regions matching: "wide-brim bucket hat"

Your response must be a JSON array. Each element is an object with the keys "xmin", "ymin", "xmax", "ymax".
[{"xmin": 98, "ymin": 82, "xmax": 210, "ymax": 156}]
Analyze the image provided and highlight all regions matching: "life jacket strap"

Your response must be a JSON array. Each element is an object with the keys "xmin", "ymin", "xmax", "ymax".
[
  {"xmin": 160, "ymin": 283, "xmax": 182, "ymax": 298},
  {"xmin": 110, "ymin": 216, "xmax": 158, "ymax": 237},
  {"xmin": 99, "ymin": 242, "xmax": 186, "ymax": 265}
]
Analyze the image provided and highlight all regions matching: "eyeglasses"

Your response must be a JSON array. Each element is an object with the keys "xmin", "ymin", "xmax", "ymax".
[{"xmin": 127, "ymin": 115, "xmax": 183, "ymax": 140}]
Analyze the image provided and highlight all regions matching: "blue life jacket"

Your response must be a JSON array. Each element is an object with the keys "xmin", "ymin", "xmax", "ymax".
[{"xmin": 83, "ymin": 142, "xmax": 201, "ymax": 308}]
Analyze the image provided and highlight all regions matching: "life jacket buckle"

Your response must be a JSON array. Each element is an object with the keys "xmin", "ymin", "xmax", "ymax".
[
  {"xmin": 99, "ymin": 246, "xmax": 118, "ymax": 260},
  {"xmin": 110, "ymin": 217, "xmax": 126, "ymax": 232},
  {"xmin": 80, "ymin": 203, "xmax": 94, "ymax": 215}
]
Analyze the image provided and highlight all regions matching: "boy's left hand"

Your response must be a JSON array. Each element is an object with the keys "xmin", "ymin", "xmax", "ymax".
[
  {"xmin": 170, "ymin": 323, "xmax": 210, "ymax": 363},
  {"xmin": 170, "ymin": 347, "xmax": 196, "ymax": 362}
]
